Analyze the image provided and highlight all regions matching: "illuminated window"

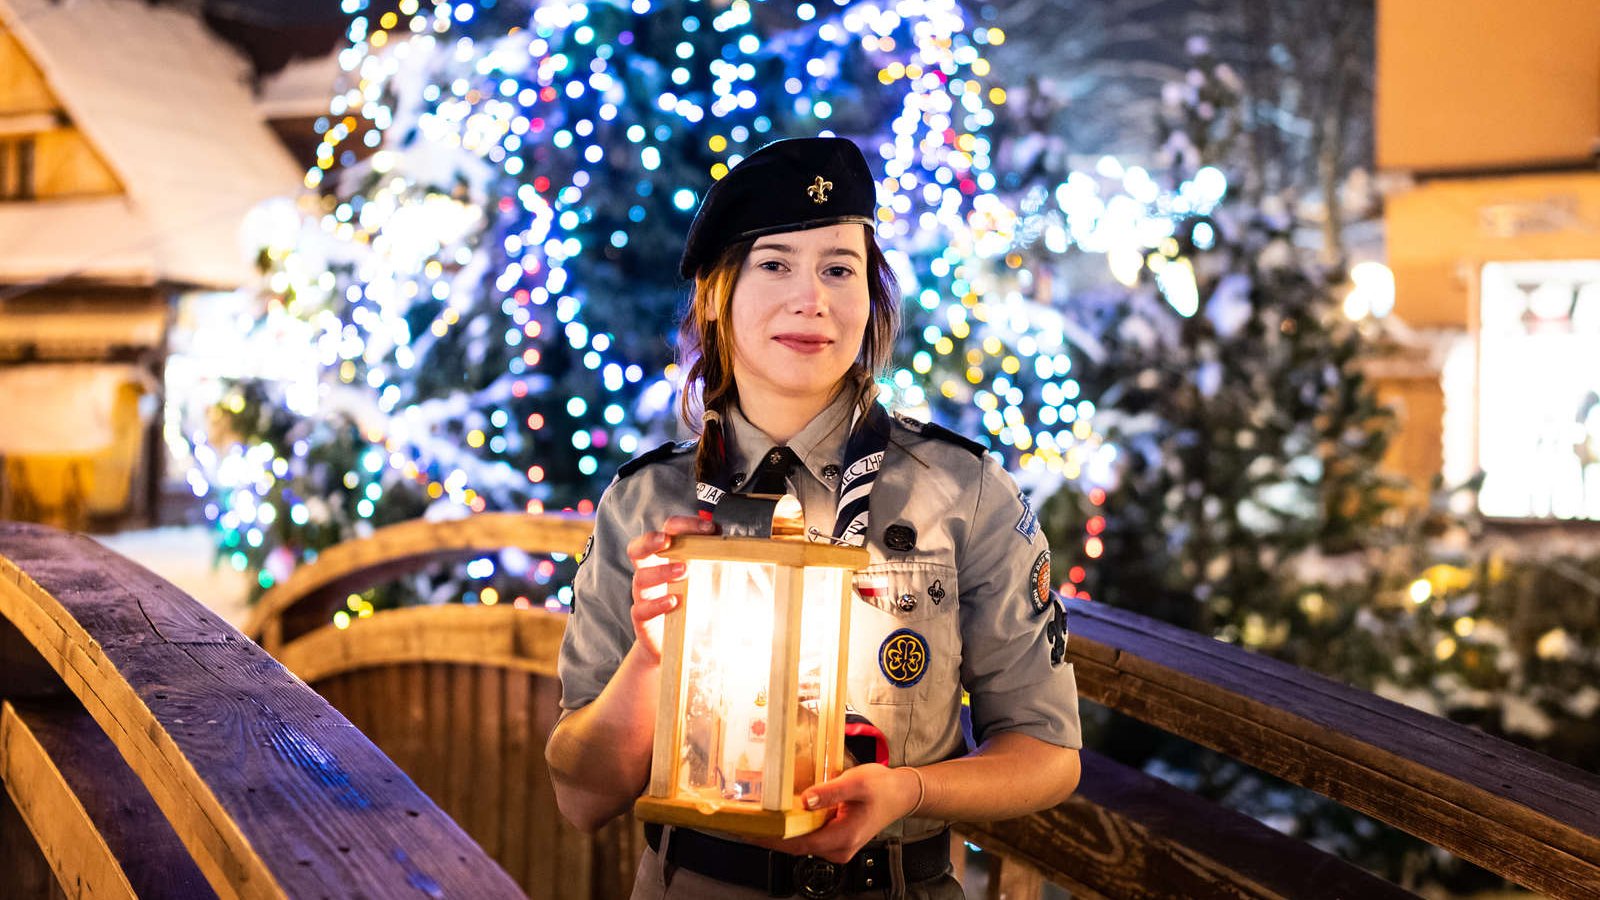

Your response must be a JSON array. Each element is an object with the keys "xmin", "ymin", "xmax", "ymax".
[
  {"xmin": 0, "ymin": 136, "xmax": 36, "ymax": 201},
  {"xmin": 1473, "ymin": 261, "xmax": 1600, "ymax": 520}
]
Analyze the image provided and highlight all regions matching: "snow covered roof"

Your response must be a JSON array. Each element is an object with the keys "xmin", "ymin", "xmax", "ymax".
[
  {"xmin": 256, "ymin": 48, "xmax": 342, "ymax": 120},
  {"xmin": 0, "ymin": 0, "xmax": 303, "ymax": 290}
]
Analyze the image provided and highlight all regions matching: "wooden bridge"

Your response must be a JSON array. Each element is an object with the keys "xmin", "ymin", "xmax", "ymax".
[{"xmin": 3, "ymin": 515, "xmax": 1597, "ymax": 898}]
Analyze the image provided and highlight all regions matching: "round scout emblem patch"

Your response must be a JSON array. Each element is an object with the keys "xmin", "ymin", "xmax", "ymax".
[
  {"xmin": 1029, "ymin": 550, "xmax": 1052, "ymax": 616},
  {"xmin": 878, "ymin": 628, "xmax": 928, "ymax": 688}
]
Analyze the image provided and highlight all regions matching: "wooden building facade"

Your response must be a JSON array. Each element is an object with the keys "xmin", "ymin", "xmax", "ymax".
[
  {"xmin": 0, "ymin": 0, "xmax": 299, "ymax": 529},
  {"xmin": 1377, "ymin": 0, "xmax": 1600, "ymax": 520}
]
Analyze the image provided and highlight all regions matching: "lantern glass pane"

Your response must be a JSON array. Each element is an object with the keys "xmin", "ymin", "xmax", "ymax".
[
  {"xmin": 794, "ymin": 567, "xmax": 845, "ymax": 792},
  {"xmin": 678, "ymin": 559, "xmax": 775, "ymax": 806}
]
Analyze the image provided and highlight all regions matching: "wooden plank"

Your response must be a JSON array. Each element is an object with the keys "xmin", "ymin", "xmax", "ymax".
[
  {"xmin": 961, "ymin": 751, "xmax": 1416, "ymax": 900},
  {"xmin": 949, "ymin": 831, "xmax": 968, "ymax": 885},
  {"xmin": 420, "ymin": 663, "xmax": 451, "ymax": 808},
  {"xmin": 395, "ymin": 664, "xmax": 426, "ymax": 773},
  {"xmin": 500, "ymin": 669, "xmax": 533, "ymax": 895},
  {"xmin": 0, "ymin": 522, "xmax": 523, "ymax": 899},
  {"xmin": 275, "ymin": 604, "xmax": 567, "ymax": 685},
  {"xmin": 447, "ymin": 665, "xmax": 475, "ymax": 830},
  {"xmin": 475, "ymin": 665, "xmax": 505, "ymax": 860},
  {"xmin": 987, "ymin": 854, "xmax": 1043, "ymax": 900},
  {"xmin": 1063, "ymin": 597, "xmax": 1600, "ymax": 898},
  {"xmin": 246, "ymin": 512, "xmax": 594, "ymax": 648},
  {"xmin": 0, "ymin": 779, "xmax": 59, "ymax": 900},
  {"xmin": 536, "ymin": 672, "xmax": 593, "ymax": 898},
  {"xmin": 1, "ymin": 700, "xmax": 214, "ymax": 899}
]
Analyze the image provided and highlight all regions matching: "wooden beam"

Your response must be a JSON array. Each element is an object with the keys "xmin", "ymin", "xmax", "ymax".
[
  {"xmin": 961, "ymin": 751, "xmax": 1416, "ymax": 899},
  {"xmin": 274, "ymin": 604, "xmax": 567, "ymax": 684},
  {"xmin": 1, "ymin": 700, "xmax": 213, "ymax": 899},
  {"xmin": 0, "ymin": 522, "xmax": 524, "ymax": 899},
  {"xmin": 1063, "ymin": 598, "xmax": 1600, "ymax": 898},
  {"xmin": 245, "ymin": 512, "xmax": 593, "ymax": 650}
]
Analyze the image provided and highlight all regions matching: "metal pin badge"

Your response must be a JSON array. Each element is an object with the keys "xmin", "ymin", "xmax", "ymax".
[
  {"xmin": 896, "ymin": 593, "xmax": 918, "ymax": 612},
  {"xmin": 822, "ymin": 463, "xmax": 841, "ymax": 480},
  {"xmin": 883, "ymin": 524, "xmax": 916, "ymax": 552}
]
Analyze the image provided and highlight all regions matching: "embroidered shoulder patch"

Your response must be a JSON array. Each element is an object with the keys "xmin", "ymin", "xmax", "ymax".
[
  {"xmin": 1029, "ymin": 551, "xmax": 1052, "ymax": 616},
  {"xmin": 1044, "ymin": 602, "xmax": 1068, "ymax": 667},
  {"xmin": 878, "ymin": 628, "xmax": 929, "ymax": 688},
  {"xmin": 1015, "ymin": 489, "xmax": 1038, "ymax": 541}
]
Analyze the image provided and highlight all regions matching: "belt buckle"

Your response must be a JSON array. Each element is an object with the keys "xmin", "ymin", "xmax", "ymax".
[{"xmin": 793, "ymin": 856, "xmax": 844, "ymax": 899}]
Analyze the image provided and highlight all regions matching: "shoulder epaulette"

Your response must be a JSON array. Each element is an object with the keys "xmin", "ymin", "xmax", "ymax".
[
  {"xmin": 615, "ymin": 439, "xmax": 697, "ymax": 480},
  {"xmin": 891, "ymin": 413, "xmax": 987, "ymax": 457}
]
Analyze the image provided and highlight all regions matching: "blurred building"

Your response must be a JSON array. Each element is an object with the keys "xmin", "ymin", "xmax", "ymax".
[
  {"xmin": 0, "ymin": 0, "xmax": 300, "ymax": 528},
  {"xmin": 1378, "ymin": 0, "xmax": 1600, "ymax": 520}
]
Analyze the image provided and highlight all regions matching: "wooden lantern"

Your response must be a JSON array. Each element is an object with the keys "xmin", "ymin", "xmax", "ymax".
[{"xmin": 633, "ymin": 499, "xmax": 868, "ymax": 838}]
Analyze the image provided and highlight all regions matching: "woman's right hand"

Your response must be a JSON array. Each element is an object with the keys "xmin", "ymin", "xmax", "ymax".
[{"xmin": 625, "ymin": 515, "xmax": 718, "ymax": 662}]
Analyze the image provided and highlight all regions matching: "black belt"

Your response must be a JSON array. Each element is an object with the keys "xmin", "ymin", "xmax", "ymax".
[{"xmin": 643, "ymin": 822, "xmax": 950, "ymax": 898}]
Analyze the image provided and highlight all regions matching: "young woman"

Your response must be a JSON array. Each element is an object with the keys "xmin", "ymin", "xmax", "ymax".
[{"xmin": 546, "ymin": 137, "xmax": 1082, "ymax": 899}]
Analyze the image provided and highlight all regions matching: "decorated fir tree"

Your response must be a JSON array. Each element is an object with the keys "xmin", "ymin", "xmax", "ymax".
[{"xmin": 194, "ymin": 0, "xmax": 1062, "ymax": 611}]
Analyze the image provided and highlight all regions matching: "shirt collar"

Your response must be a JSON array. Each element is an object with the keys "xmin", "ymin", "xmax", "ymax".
[{"xmin": 725, "ymin": 389, "xmax": 857, "ymax": 488}]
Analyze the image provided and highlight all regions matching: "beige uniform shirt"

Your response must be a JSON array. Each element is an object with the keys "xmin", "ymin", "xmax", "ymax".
[{"xmin": 558, "ymin": 392, "xmax": 1082, "ymax": 838}]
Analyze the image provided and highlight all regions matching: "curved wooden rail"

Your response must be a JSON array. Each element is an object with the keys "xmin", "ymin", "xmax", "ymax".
[
  {"xmin": 277, "ymin": 603, "xmax": 565, "ymax": 685},
  {"xmin": 0, "ymin": 522, "xmax": 523, "ymax": 899},
  {"xmin": 245, "ymin": 512, "xmax": 593, "ymax": 654},
  {"xmin": 260, "ymin": 512, "xmax": 1600, "ymax": 898},
  {"xmin": 280, "ymin": 598, "xmax": 1414, "ymax": 899},
  {"xmin": 1064, "ymin": 596, "xmax": 1600, "ymax": 898}
]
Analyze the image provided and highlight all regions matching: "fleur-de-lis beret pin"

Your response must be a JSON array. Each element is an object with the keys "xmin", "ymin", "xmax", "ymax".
[{"xmin": 807, "ymin": 175, "xmax": 833, "ymax": 204}]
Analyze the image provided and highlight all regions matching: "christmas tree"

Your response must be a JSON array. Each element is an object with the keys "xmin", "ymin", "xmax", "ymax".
[{"xmin": 192, "ymin": 0, "xmax": 1059, "ymax": 612}]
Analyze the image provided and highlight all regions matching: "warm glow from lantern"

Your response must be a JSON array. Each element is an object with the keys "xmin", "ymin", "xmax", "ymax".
[{"xmin": 635, "ymin": 534, "xmax": 865, "ymax": 838}]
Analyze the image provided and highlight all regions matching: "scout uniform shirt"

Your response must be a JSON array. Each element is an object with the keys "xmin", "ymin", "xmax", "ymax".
[{"xmin": 557, "ymin": 390, "xmax": 1082, "ymax": 840}]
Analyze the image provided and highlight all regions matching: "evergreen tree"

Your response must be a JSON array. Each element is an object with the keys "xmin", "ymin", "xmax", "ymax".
[
  {"xmin": 1033, "ymin": 38, "xmax": 1396, "ymax": 629},
  {"xmin": 193, "ymin": 0, "xmax": 1044, "ymax": 609}
]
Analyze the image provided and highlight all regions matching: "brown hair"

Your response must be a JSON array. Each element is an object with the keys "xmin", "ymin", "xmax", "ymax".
[{"xmin": 676, "ymin": 225, "xmax": 900, "ymax": 437}]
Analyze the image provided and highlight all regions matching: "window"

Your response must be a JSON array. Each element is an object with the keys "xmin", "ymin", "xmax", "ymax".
[
  {"xmin": 0, "ymin": 136, "xmax": 35, "ymax": 200},
  {"xmin": 1468, "ymin": 261, "xmax": 1600, "ymax": 520}
]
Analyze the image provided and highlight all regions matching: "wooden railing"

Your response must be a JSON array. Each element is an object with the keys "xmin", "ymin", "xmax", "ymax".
[
  {"xmin": 0, "ymin": 522, "xmax": 524, "ymax": 899},
  {"xmin": 244, "ymin": 512, "xmax": 1600, "ymax": 899}
]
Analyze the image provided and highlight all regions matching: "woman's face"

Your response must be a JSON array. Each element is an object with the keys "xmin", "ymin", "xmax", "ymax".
[{"xmin": 727, "ymin": 223, "xmax": 871, "ymax": 409}]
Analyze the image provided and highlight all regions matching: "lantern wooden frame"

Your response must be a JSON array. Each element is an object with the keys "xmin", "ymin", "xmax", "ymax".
[{"xmin": 633, "ymin": 534, "xmax": 867, "ymax": 838}]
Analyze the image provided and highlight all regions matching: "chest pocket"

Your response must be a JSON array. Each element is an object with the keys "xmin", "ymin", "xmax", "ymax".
[{"xmin": 849, "ymin": 561, "xmax": 960, "ymax": 707}]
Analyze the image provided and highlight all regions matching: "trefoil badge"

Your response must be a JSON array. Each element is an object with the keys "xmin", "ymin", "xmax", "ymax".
[{"xmin": 807, "ymin": 175, "xmax": 833, "ymax": 204}]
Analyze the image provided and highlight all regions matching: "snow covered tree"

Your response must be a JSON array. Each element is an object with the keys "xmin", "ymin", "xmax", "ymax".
[{"xmin": 1010, "ymin": 35, "xmax": 1398, "ymax": 630}]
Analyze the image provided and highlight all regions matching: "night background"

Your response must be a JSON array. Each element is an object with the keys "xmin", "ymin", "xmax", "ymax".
[{"xmin": 1, "ymin": 0, "xmax": 1597, "ymax": 897}]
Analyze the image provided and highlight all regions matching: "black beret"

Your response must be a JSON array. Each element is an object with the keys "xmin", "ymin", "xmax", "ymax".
[{"xmin": 678, "ymin": 137, "xmax": 877, "ymax": 279}]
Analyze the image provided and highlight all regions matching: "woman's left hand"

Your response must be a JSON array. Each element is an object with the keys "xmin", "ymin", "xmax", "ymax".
[{"xmin": 749, "ymin": 764, "xmax": 921, "ymax": 864}]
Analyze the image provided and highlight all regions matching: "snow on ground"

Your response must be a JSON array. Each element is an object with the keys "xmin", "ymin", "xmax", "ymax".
[{"xmin": 93, "ymin": 526, "xmax": 253, "ymax": 629}]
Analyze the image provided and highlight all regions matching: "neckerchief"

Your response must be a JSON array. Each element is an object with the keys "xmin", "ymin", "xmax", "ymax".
[{"xmin": 694, "ymin": 402, "xmax": 892, "ymax": 547}]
